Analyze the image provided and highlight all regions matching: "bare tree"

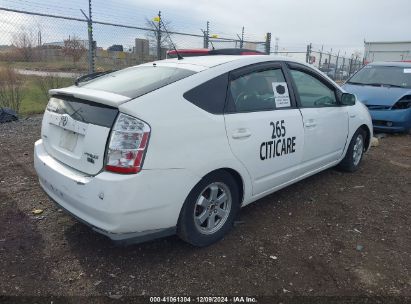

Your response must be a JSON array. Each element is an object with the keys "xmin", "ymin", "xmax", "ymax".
[
  {"xmin": 0, "ymin": 67, "xmax": 24, "ymax": 113},
  {"xmin": 12, "ymin": 31, "xmax": 36, "ymax": 61},
  {"xmin": 144, "ymin": 18, "xmax": 176, "ymax": 50},
  {"xmin": 62, "ymin": 36, "xmax": 87, "ymax": 64}
]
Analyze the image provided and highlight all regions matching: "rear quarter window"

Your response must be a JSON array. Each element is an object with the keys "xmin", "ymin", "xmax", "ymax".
[
  {"xmin": 80, "ymin": 66, "xmax": 196, "ymax": 98},
  {"xmin": 183, "ymin": 73, "xmax": 229, "ymax": 114}
]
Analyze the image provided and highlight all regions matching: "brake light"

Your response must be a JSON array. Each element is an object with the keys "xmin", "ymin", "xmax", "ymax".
[{"xmin": 105, "ymin": 113, "xmax": 150, "ymax": 174}]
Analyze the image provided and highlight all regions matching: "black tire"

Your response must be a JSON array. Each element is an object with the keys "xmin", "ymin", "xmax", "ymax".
[
  {"xmin": 177, "ymin": 171, "xmax": 240, "ymax": 247},
  {"xmin": 338, "ymin": 128, "xmax": 366, "ymax": 172}
]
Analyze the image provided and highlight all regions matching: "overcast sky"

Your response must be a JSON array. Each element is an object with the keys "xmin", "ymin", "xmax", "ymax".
[{"xmin": 1, "ymin": 0, "xmax": 410, "ymax": 55}]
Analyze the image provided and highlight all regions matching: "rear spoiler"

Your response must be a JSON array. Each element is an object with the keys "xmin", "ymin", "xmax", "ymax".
[{"xmin": 49, "ymin": 87, "xmax": 131, "ymax": 107}]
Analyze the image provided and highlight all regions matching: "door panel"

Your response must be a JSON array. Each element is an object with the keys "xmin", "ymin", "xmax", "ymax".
[
  {"xmin": 299, "ymin": 107, "xmax": 348, "ymax": 171},
  {"xmin": 288, "ymin": 68, "xmax": 349, "ymax": 172},
  {"xmin": 225, "ymin": 110, "xmax": 304, "ymax": 195},
  {"xmin": 224, "ymin": 63, "xmax": 304, "ymax": 196}
]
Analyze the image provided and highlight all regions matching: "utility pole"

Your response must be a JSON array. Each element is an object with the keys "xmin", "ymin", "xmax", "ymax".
[
  {"xmin": 157, "ymin": 11, "xmax": 162, "ymax": 59},
  {"xmin": 265, "ymin": 33, "xmax": 271, "ymax": 55},
  {"xmin": 239, "ymin": 26, "xmax": 244, "ymax": 49},
  {"xmin": 334, "ymin": 50, "xmax": 340, "ymax": 80},
  {"xmin": 306, "ymin": 43, "xmax": 312, "ymax": 63},
  {"xmin": 236, "ymin": 26, "xmax": 244, "ymax": 49},
  {"xmin": 348, "ymin": 53, "xmax": 354, "ymax": 76},
  {"xmin": 203, "ymin": 21, "xmax": 210, "ymax": 49},
  {"xmin": 80, "ymin": 0, "xmax": 94, "ymax": 73},
  {"xmin": 88, "ymin": 0, "xmax": 94, "ymax": 73},
  {"xmin": 318, "ymin": 45, "xmax": 324, "ymax": 68},
  {"xmin": 328, "ymin": 48, "xmax": 332, "ymax": 70},
  {"xmin": 37, "ymin": 31, "xmax": 42, "ymax": 47}
]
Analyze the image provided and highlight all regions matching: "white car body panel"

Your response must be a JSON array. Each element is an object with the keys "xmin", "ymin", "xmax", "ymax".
[
  {"xmin": 224, "ymin": 109, "xmax": 304, "ymax": 196},
  {"xmin": 299, "ymin": 107, "xmax": 349, "ymax": 173},
  {"xmin": 34, "ymin": 55, "xmax": 373, "ymax": 243}
]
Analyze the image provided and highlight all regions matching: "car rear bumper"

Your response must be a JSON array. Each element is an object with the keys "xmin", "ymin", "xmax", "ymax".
[
  {"xmin": 45, "ymin": 193, "xmax": 176, "ymax": 245},
  {"xmin": 369, "ymin": 108, "xmax": 411, "ymax": 132},
  {"xmin": 34, "ymin": 139, "xmax": 198, "ymax": 243}
]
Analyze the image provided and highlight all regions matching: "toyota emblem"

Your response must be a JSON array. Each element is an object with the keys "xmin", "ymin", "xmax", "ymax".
[{"xmin": 60, "ymin": 115, "xmax": 68, "ymax": 127}]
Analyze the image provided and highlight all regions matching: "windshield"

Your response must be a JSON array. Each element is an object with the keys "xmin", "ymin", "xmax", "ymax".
[
  {"xmin": 80, "ymin": 66, "xmax": 196, "ymax": 98},
  {"xmin": 348, "ymin": 65, "xmax": 411, "ymax": 88}
]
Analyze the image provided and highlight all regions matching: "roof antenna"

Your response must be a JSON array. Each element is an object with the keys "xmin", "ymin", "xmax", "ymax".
[{"xmin": 158, "ymin": 18, "xmax": 183, "ymax": 60}]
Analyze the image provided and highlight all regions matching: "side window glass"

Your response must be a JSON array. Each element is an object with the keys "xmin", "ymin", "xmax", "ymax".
[
  {"xmin": 229, "ymin": 68, "xmax": 290, "ymax": 112},
  {"xmin": 183, "ymin": 73, "xmax": 229, "ymax": 114},
  {"xmin": 290, "ymin": 70, "xmax": 338, "ymax": 107}
]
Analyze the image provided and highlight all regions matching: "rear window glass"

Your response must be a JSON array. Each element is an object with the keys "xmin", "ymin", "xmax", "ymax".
[
  {"xmin": 80, "ymin": 66, "xmax": 196, "ymax": 98},
  {"xmin": 47, "ymin": 95, "xmax": 118, "ymax": 128}
]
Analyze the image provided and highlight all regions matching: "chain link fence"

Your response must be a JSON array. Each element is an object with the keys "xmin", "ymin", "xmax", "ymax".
[
  {"xmin": 273, "ymin": 50, "xmax": 364, "ymax": 82},
  {"xmin": 0, "ymin": 7, "xmax": 270, "ymax": 75},
  {"xmin": 0, "ymin": 5, "xmax": 365, "ymax": 114},
  {"xmin": 311, "ymin": 51, "xmax": 364, "ymax": 82},
  {"xmin": 0, "ymin": 6, "xmax": 364, "ymax": 78}
]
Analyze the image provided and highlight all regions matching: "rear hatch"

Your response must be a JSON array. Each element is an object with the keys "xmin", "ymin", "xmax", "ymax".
[
  {"xmin": 41, "ymin": 64, "xmax": 198, "ymax": 175},
  {"xmin": 41, "ymin": 89, "xmax": 129, "ymax": 175}
]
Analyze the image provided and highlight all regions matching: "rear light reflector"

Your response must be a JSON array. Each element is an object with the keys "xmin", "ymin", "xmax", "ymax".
[{"xmin": 105, "ymin": 113, "xmax": 150, "ymax": 174}]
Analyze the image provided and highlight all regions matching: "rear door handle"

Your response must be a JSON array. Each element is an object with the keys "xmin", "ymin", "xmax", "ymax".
[{"xmin": 232, "ymin": 128, "xmax": 252, "ymax": 139}]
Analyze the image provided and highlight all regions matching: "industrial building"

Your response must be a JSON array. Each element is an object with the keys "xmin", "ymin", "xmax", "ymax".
[{"xmin": 364, "ymin": 40, "xmax": 411, "ymax": 63}]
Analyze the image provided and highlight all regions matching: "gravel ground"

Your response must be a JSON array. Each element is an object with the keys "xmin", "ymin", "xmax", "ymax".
[{"xmin": 0, "ymin": 116, "xmax": 410, "ymax": 301}]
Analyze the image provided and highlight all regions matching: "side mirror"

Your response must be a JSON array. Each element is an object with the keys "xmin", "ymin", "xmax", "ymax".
[{"xmin": 341, "ymin": 93, "xmax": 356, "ymax": 106}]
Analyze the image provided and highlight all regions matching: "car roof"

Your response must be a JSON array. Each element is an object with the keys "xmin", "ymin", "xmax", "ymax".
[
  {"xmin": 368, "ymin": 61, "xmax": 411, "ymax": 67},
  {"xmin": 144, "ymin": 55, "xmax": 306, "ymax": 71},
  {"xmin": 164, "ymin": 55, "xmax": 249, "ymax": 67},
  {"xmin": 167, "ymin": 48, "xmax": 265, "ymax": 56}
]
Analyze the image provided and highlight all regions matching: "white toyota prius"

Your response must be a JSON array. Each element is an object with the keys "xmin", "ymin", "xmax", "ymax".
[{"xmin": 34, "ymin": 55, "xmax": 373, "ymax": 246}]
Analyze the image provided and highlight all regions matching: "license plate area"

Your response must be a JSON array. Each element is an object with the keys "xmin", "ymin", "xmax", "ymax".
[{"xmin": 59, "ymin": 129, "xmax": 78, "ymax": 152}]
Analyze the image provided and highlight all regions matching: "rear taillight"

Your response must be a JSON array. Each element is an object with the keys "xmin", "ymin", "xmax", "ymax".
[{"xmin": 105, "ymin": 113, "xmax": 150, "ymax": 174}]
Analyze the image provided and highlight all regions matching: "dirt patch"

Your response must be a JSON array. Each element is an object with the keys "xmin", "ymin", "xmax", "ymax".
[{"xmin": 0, "ymin": 117, "xmax": 410, "ymax": 299}]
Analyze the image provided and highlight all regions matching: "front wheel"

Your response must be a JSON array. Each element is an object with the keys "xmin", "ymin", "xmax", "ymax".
[
  {"xmin": 177, "ymin": 172, "xmax": 240, "ymax": 247},
  {"xmin": 338, "ymin": 128, "xmax": 366, "ymax": 172}
]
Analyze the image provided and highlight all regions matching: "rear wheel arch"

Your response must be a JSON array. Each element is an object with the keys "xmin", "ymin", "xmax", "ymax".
[
  {"xmin": 201, "ymin": 168, "xmax": 244, "ymax": 205},
  {"xmin": 177, "ymin": 168, "xmax": 243, "ymax": 246}
]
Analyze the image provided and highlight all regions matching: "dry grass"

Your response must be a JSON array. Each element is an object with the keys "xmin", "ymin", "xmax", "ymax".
[{"xmin": 0, "ymin": 66, "xmax": 24, "ymax": 113}]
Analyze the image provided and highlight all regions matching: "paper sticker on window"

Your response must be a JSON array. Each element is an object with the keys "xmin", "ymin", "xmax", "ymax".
[
  {"xmin": 272, "ymin": 82, "xmax": 291, "ymax": 108},
  {"xmin": 404, "ymin": 69, "xmax": 411, "ymax": 73}
]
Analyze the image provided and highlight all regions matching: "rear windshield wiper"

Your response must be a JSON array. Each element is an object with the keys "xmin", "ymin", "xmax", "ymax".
[{"xmin": 75, "ymin": 70, "xmax": 117, "ymax": 86}]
